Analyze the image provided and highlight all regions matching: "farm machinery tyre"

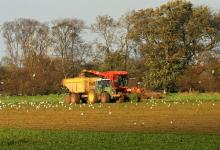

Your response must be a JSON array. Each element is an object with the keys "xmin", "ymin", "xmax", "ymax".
[
  {"xmin": 65, "ymin": 94, "xmax": 71, "ymax": 104},
  {"xmin": 117, "ymin": 95, "xmax": 125, "ymax": 103},
  {"xmin": 65, "ymin": 93, "xmax": 80, "ymax": 104},
  {"xmin": 100, "ymin": 92, "xmax": 110, "ymax": 103},
  {"xmin": 88, "ymin": 90, "xmax": 98, "ymax": 104},
  {"xmin": 70, "ymin": 93, "xmax": 80, "ymax": 104}
]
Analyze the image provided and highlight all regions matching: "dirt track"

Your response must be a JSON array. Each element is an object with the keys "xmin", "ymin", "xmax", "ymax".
[{"xmin": 0, "ymin": 102, "xmax": 220, "ymax": 133}]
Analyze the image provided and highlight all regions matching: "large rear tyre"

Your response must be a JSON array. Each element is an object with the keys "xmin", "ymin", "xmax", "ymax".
[
  {"xmin": 88, "ymin": 90, "xmax": 98, "ymax": 104},
  {"xmin": 65, "ymin": 94, "xmax": 71, "ymax": 104},
  {"xmin": 70, "ymin": 93, "xmax": 80, "ymax": 104},
  {"xmin": 100, "ymin": 92, "xmax": 110, "ymax": 103},
  {"xmin": 65, "ymin": 93, "xmax": 80, "ymax": 104}
]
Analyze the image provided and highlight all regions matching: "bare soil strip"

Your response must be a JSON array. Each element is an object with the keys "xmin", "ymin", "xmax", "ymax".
[{"xmin": 0, "ymin": 102, "xmax": 219, "ymax": 133}]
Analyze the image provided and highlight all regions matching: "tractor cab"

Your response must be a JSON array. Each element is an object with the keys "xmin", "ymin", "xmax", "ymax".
[
  {"xmin": 117, "ymin": 75, "xmax": 128, "ymax": 87},
  {"xmin": 95, "ymin": 79, "xmax": 113, "ymax": 94}
]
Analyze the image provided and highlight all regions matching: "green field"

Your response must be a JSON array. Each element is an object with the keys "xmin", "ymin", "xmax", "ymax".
[
  {"xmin": 0, "ymin": 93, "xmax": 220, "ymax": 104},
  {"xmin": 0, "ymin": 94, "xmax": 64, "ymax": 104},
  {"xmin": 0, "ymin": 129, "xmax": 219, "ymax": 150},
  {"xmin": 164, "ymin": 93, "xmax": 220, "ymax": 102}
]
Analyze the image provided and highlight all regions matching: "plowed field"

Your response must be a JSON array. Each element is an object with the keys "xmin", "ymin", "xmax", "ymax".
[{"xmin": 0, "ymin": 102, "xmax": 219, "ymax": 133}]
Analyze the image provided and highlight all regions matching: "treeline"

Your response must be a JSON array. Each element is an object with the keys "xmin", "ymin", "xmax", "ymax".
[{"xmin": 0, "ymin": 0, "xmax": 220, "ymax": 95}]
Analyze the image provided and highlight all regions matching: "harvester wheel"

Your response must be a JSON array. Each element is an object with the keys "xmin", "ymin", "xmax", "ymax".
[
  {"xmin": 88, "ymin": 90, "xmax": 98, "ymax": 104},
  {"xmin": 117, "ymin": 95, "xmax": 125, "ymax": 103},
  {"xmin": 70, "ymin": 93, "xmax": 80, "ymax": 104},
  {"xmin": 100, "ymin": 92, "xmax": 110, "ymax": 103},
  {"xmin": 65, "ymin": 94, "xmax": 71, "ymax": 104}
]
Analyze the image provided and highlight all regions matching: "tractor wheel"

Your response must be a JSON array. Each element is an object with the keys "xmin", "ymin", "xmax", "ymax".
[
  {"xmin": 88, "ymin": 90, "xmax": 98, "ymax": 104},
  {"xmin": 117, "ymin": 95, "xmax": 125, "ymax": 103},
  {"xmin": 70, "ymin": 93, "xmax": 80, "ymax": 104},
  {"xmin": 65, "ymin": 94, "xmax": 71, "ymax": 104},
  {"xmin": 100, "ymin": 92, "xmax": 110, "ymax": 103}
]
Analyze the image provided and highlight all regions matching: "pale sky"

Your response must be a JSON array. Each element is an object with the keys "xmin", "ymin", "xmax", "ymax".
[{"xmin": 0, "ymin": 0, "xmax": 219, "ymax": 58}]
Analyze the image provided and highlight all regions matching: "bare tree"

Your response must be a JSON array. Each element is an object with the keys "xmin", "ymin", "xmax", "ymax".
[
  {"xmin": 1, "ymin": 18, "xmax": 50, "ymax": 67},
  {"xmin": 51, "ymin": 18, "xmax": 86, "ymax": 77},
  {"xmin": 91, "ymin": 15, "xmax": 118, "ymax": 55},
  {"xmin": 91, "ymin": 15, "xmax": 119, "ymax": 70},
  {"xmin": 117, "ymin": 11, "xmax": 137, "ymax": 70},
  {"xmin": 91, "ymin": 14, "xmax": 138, "ymax": 71}
]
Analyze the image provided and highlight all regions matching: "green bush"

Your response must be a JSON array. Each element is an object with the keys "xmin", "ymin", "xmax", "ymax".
[{"xmin": 129, "ymin": 93, "xmax": 140, "ymax": 103}]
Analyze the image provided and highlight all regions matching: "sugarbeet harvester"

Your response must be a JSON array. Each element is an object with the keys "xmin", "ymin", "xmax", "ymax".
[{"xmin": 62, "ymin": 70, "xmax": 162, "ymax": 104}]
